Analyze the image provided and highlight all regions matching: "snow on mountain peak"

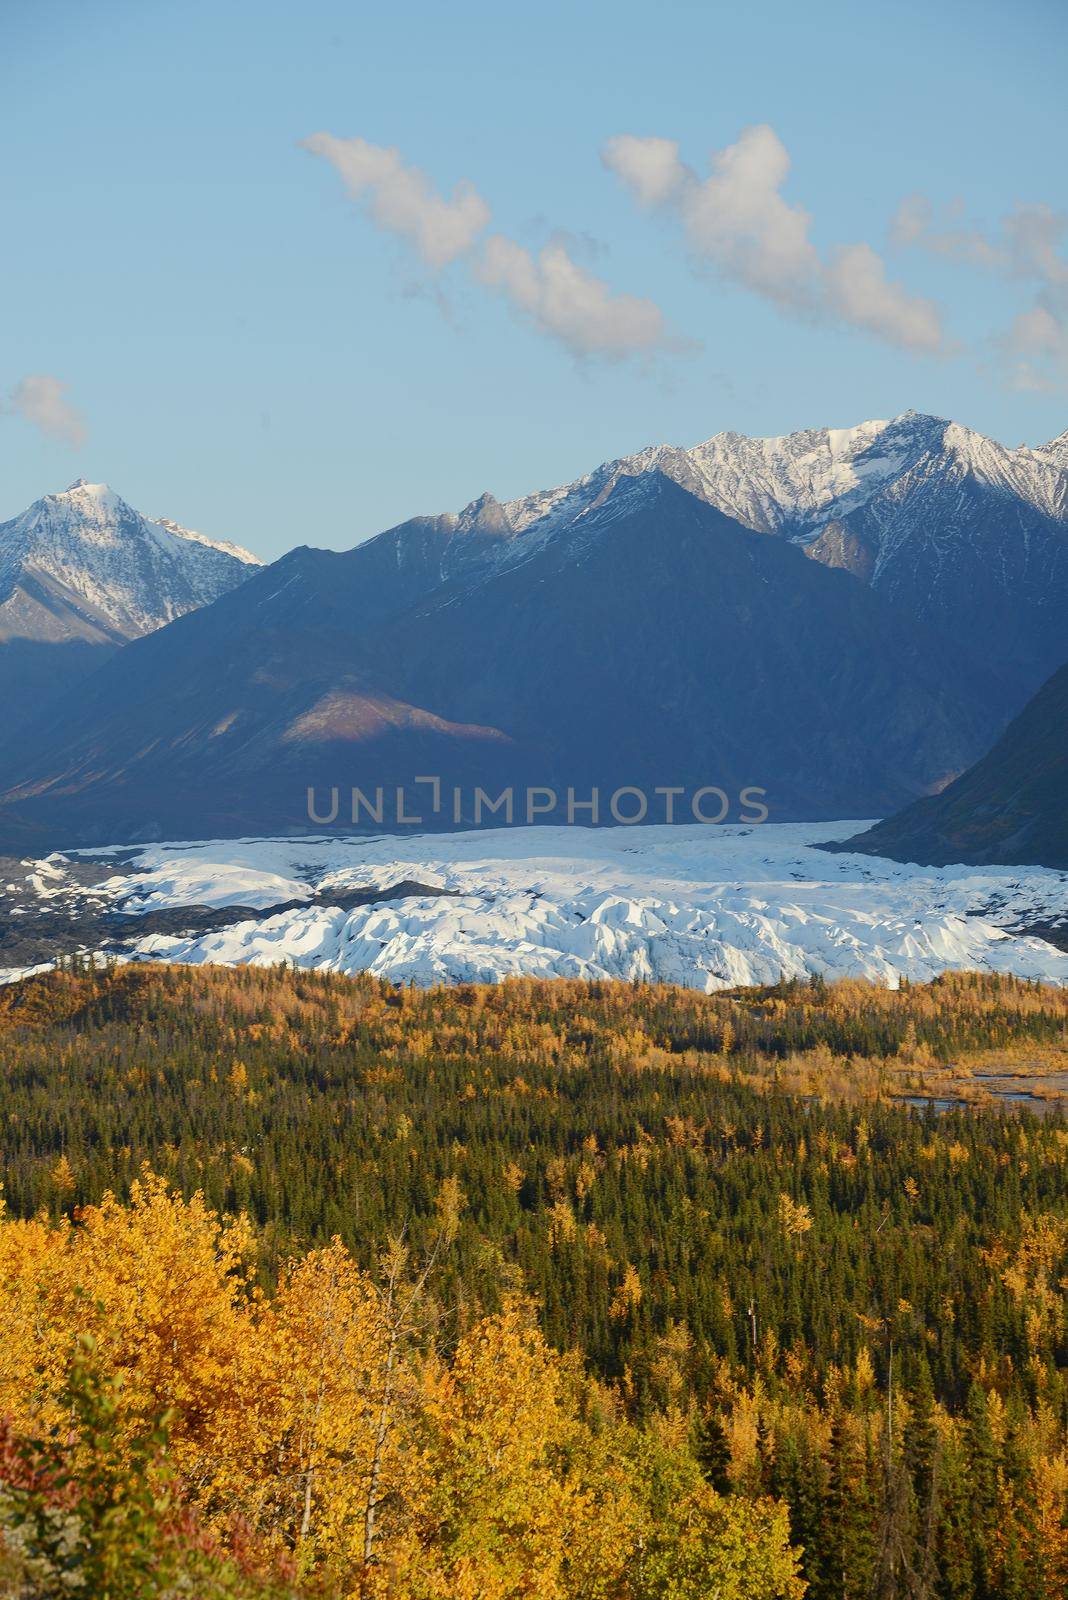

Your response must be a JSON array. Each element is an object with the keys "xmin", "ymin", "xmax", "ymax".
[
  {"xmin": 929, "ymin": 420, "xmax": 1068, "ymax": 514},
  {"xmin": 492, "ymin": 411, "xmax": 935, "ymax": 546},
  {"xmin": 490, "ymin": 410, "xmax": 1068, "ymax": 554},
  {"xmin": 153, "ymin": 517, "xmax": 263, "ymax": 566},
  {"xmin": 1040, "ymin": 428, "xmax": 1068, "ymax": 465},
  {"xmin": 51, "ymin": 478, "xmax": 122, "ymax": 512},
  {"xmin": 0, "ymin": 482, "xmax": 262, "ymax": 638}
]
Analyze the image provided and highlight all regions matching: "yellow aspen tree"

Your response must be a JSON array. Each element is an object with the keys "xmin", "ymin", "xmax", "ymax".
[
  {"xmin": 400, "ymin": 1302, "xmax": 588, "ymax": 1600},
  {"xmin": 253, "ymin": 1239, "xmax": 393, "ymax": 1582}
]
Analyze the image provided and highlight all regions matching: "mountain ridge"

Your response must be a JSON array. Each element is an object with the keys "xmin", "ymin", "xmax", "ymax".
[
  {"xmin": 0, "ymin": 468, "xmax": 1020, "ymax": 847},
  {"xmin": 0, "ymin": 411, "xmax": 1064, "ymax": 848},
  {"xmin": 338, "ymin": 410, "xmax": 1066, "ymax": 693},
  {"xmin": 490, "ymin": 410, "xmax": 1068, "ymax": 540}
]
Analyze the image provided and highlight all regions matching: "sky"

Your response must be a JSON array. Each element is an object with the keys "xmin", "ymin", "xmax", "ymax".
[{"xmin": 2, "ymin": 0, "xmax": 1066, "ymax": 560}]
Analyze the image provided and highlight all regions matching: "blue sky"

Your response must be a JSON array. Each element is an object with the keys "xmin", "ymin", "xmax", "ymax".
[{"xmin": 2, "ymin": 0, "xmax": 1066, "ymax": 559}]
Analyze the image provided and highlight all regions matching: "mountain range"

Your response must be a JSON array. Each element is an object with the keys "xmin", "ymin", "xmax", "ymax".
[
  {"xmin": 0, "ymin": 480, "xmax": 260, "ymax": 740},
  {"xmin": 0, "ymin": 411, "xmax": 1064, "ymax": 850},
  {"xmin": 497, "ymin": 411, "xmax": 1068, "ymax": 691}
]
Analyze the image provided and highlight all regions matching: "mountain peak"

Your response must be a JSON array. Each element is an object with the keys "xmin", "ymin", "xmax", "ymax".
[
  {"xmin": 456, "ymin": 491, "xmax": 513, "ymax": 537},
  {"xmin": 2, "ymin": 407, "xmax": 1066, "ymax": 847},
  {"xmin": 57, "ymin": 479, "xmax": 120, "ymax": 502},
  {"xmin": 587, "ymin": 465, "xmax": 671, "ymax": 513},
  {"xmin": 497, "ymin": 409, "xmax": 1068, "ymax": 554},
  {"xmin": 881, "ymin": 409, "xmax": 947, "ymax": 436},
  {"xmin": 0, "ymin": 481, "xmax": 261, "ymax": 641}
]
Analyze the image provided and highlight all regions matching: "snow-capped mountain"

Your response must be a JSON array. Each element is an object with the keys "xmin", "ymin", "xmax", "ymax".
[
  {"xmin": 499, "ymin": 413, "xmax": 939, "ymax": 539},
  {"xmin": 0, "ymin": 480, "xmax": 261, "ymax": 738},
  {"xmin": 0, "ymin": 412, "xmax": 1064, "ymax": 849},
  {"xmin": 485, "ymin": 411, "xmax": 1068, "ymax": 688},
  {"xmin": 0, "ymin": 480, "xmax": 260, "ymax": 639},
  {"xmin": 276, "ymin": 410, "xmax": 1067, "ymax": 724},
  {"xmin": 342, "ymin": 410, "xmax": 1067, "ymax": 686},
  {"xmin": 0, "ymin": 470, "xmax": 1018, "ymax": 848},
  {"xmin": 499, "ymin": 410, "xmax": 1068, "ymax": 542}
]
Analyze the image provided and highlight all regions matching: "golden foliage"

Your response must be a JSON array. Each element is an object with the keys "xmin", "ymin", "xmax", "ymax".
[{"xmin": 0, "ymin": 1176, "xmax": 804, "ymax": 1600}]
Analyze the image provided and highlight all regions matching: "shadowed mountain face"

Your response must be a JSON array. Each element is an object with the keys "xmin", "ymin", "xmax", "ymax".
[
  {"xmin": 842, "ymin": 660, "xmax": 1068, "ymax": 870},
  {"xmin": 0, "ymin": 473, "xmax": 1019, "ymax": 847},
  {"xmin": 0, "ymin": 480, "xmax": 261, "ymax": 741},
  {"xmin": 1, "ymin": 410, "xmax": 1065, "ymax": 850},
  {"xmin": 802, "ymin": 438, "xmax": 1068, "ymax": 698},
  {"xmin": 499, "ymin": 411, "xmax": 1068, "ymax": 694}
]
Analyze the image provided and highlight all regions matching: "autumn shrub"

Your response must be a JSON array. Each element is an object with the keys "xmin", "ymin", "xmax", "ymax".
[
  {"xmin": 0, "ymin": 1182, "xmax": 804, "ymax": 1600},
  {"xmin": 0, "ymin": 1336, "xmax": 299, "ymax": 1599}
]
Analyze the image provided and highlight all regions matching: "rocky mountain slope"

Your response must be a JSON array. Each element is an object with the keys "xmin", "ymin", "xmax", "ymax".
[
  {"xmin": 844, "ymin": 658, "xmax": 1068, "ymax": 869},
  {"xmin": 1039, "ymin": 428, "xmax": 1068, "ymax": 469}
]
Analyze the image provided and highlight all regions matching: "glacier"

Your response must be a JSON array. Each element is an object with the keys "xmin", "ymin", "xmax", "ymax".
[{"xmin": 8, "ymin": 821, "xmax": 1060, "ymax": 991}]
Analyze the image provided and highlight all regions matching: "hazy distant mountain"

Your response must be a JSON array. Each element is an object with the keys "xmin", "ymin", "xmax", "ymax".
[
  {"xmin": 0, "ymin": 470, "xmax": 1016, "ymax": 847},
  {"xmin": 0, "ymin": 480, "xmax": 261, "ymax": 736},
  {"xmin": 842, "ymin": 658, "xmax": 1068, "ymax": 869}
]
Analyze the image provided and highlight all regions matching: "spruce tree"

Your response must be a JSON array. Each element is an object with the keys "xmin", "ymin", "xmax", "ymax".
[
  {"xmin": 964, "ymin": 1381, "xmax": 999, "ymax": 1600},
  {"xmin": 693, "ymin": 1409, "xmax": 732, "ymax": 1494}
]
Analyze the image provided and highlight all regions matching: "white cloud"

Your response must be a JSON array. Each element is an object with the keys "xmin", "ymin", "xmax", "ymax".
[
  {"xmin": 478, "ymin": 235, "xmax": 670, "ymax": 359},
  {"xmin": 894, "ymin": 195, "xmax": 1068, "ymax": 286},
  {"xmin": 676, "ymin": 125, "xmax": 820, "ymax": 311},
  {"xmin": 303, "ymin": 132, "xmax": 677, "ymax": 363},
  {"xmin": 1005, "ymin": 305, "xmax": 1068, "ymax": 391},
  {"xmin": 601, "ymin": 134, "xmax": 685, "ymax": 208},
  {"xmin": 6, "ymin": 374, "xmax": 86, "ymax": 448},
  {"xmin": 895, "ymin": 196, "xmax": 1068, "ymax": 387},
  {"xmin": 1003, "ymin": 205, "xmax": 1068, "ymax": 291},
  {"xmin": 603, "ymin": 124, "xmax": 945, "ymax": 353},
  {"xmin": 302, "ymin": 133, "xmax": 491, "ymax": 268},
  {"xmin": 891, "ymin": 195, "xmax": 1006, "ymax": 270},
  {"xmin": 826, "ymin": 243, "xmax": 945, "ymax": 353},
  {"xmin": 1000, "ymin": 210, "xmax": 1068, "ymax": 386}
]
